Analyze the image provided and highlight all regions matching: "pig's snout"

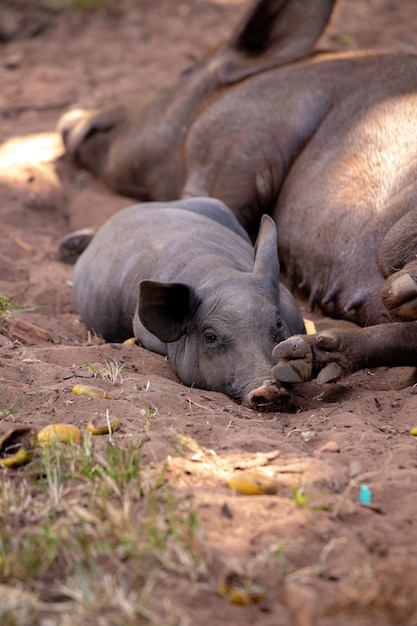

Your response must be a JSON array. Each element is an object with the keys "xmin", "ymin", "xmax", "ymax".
[{"xmin": 246, "ymin": 380, "xmax": 289, "ymax": 411}]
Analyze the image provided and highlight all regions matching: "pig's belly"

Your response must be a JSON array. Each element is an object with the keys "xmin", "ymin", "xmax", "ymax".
[{"xmin": 275, "ymin": 205, "xmax": 388, "ymax": 327}]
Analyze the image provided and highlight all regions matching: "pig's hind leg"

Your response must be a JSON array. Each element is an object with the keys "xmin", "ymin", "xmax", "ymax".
[
  {"xmin": 378, "ymin": 208, "xmax": 417, "ymax": 322},
  {"xmin": 380, "ymin": 262, "xmax": 417, "ymax": 322}
]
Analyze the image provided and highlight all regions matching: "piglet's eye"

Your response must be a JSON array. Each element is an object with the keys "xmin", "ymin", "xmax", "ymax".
[
  {"xmin": 204, "ymin": 331, "xmax": 217, "ymax": 344},
  {"xmin": 276, "ymin": 314, "xmax": 284, "ymax": 330}
]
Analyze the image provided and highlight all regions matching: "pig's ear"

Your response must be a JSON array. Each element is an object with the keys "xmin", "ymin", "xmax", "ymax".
[
  {"xmin": 139, "ymin": 280, "xmax": 200, "ymax": 343},
  {"xmin": 220, "ymin": 0, "xmax": 335, "ymax": 83},
  {"xmin": 253, "ymin": 215, "xmax": 280, "ymax": 284}
]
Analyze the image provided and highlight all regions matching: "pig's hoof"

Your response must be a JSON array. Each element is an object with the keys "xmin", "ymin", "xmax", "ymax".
[
  {"xmin": 58, "ymin": 227, "xmax": 96, "ymax": 264},
  {"xmin": 57, "ymin": 105, "xmax": 128, "ymax": 164},
  {"xmin": 57, "ymin": 108, "xmax": 87, "ymax": 149},
  {"xmin": 272, "ymin": 335, "xmax": 313, "ymax": 383},
  {"xmin": 381, "ymin": 272, "xmax": 417, "ymax": 321},
  {"xmin": 315, "ymin": 361, "xmax": 343, "ymax": 385},
  {"xmin": 272, "ymin": 332, "xmax": 345, "ymax": 385}
]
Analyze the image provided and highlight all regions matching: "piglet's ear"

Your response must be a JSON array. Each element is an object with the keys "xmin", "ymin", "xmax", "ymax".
[
  {"xmin": 252, "ymin": 215, "xmax": 280, "ymax": 285},
  {"xmin": 139, "ymin": 280, "xmax": 200, "ymax": 343}
]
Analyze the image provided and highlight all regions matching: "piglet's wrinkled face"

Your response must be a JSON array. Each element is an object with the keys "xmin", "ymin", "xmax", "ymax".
[
  {"xmin": 137, "ymin": 215, "xmax": 304, "ymax": 408},
  {"xmin": 139, "ymin": 276, "xmax": 303, "ymax": 408}
]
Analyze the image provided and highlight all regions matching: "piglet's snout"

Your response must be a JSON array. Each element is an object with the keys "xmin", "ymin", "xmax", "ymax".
[{"xmin": 246, "ymin": 380, "xmax": 289, "ymax": 410}]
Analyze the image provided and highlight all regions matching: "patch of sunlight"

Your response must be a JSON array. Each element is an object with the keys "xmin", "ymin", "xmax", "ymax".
[{"xmin": 0, "ymin": 133, "xmax": 64, "ymax": 169}]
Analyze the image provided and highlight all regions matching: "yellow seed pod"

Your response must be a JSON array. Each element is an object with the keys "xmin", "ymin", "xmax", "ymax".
[
  {"xmin": 0, "ymin": 447, "xmax": 34, "ymax": 468},
  {"xmin": 87, "ymin": 417, "xmax": 122, "ymax": 436},
  {"xmin": 37, "ymin": 424, "xmax": 82, "ymax": 445},
  {"xmin": 123, "ymin": 337, "xmax": 137, "ymax": 345},
  {"xmin": 72, "ymin": 384, "xmax": 115, "ymax": 400},
  {"xmin": 218, "ymin": 572, "xmax": 266, "ymax": 605},
  {"xmin": 303, "ymin": 318, "xmax": 317, "ymax": 335},
  {"xmin": 228, "ymin": 469, "xmax": 278, "ymax": 495},
  {"xmin": 0, "ymin": 428, "xmax": 34, "ymax": 469},
  {"xmin": 410, "ymin": 426, "xmax": 417, "ymax": 436}
]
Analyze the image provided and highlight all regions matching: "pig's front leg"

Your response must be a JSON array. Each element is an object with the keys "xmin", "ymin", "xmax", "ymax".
[{"xmin": 272, "ymin": 322, "xmax": 417, "ymax": 387}]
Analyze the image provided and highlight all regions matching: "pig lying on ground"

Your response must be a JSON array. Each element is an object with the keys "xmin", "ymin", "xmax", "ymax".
[
  {"xmin": 72, "ymin": 198, "xmax": 304, "ymax": 408},
  {"xmin": 59, "ymin": 0, "xmax": 417, "ymax": 389}
]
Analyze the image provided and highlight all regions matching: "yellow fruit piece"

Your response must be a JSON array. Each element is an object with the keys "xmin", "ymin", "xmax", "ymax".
[
  {"xmin": 37, "ymin": 424, "xmax": 82, "ymax": 445},
  {"xmin": 303, "ymin": 318, "xmax": 317, "ymax": 335},
  {"xmin": 72, "ymin": 384, "xmax": 115, "ymax": 400},
  {"xmin": 87, "ymin": 417, "xmax": 122, "ymax": 436},
  {"xmin": 123, "ymin": 337, "xmax": 137, "ymax": 345},
  {"xmin": 410, "ymin": 427, "xmax": 417, "ymax": 436},
  {"xmin": 228, "ymin": 469, "xmax": 278, "ymax": 495},
  {"xmin": 218, "ymin": 572, "xmax": 266, "ymax": 605},
  {"xmin": 0, "ymin": 428, "xmax": 34, "ymax": 469},
  {"xmin": 0, "ymin": 447, "xmax": 33, "ymax": 468}
]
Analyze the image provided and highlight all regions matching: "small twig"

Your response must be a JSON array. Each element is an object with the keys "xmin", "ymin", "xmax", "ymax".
[
  {"xmin": 186, "ymin": 397, "xmax": 215, "ymax": 412},
  {"xmin": 106, "ymin": 409, "xmax": 113, "ymax": 444}
]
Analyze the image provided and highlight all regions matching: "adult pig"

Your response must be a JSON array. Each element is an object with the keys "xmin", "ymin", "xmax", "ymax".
[
  {"xmin": 61, "ymin": 0, "xmax": 417, "ymax": 388},
  {"xmin": 72, "ymin": 198, "xmax": 304, "ymax": 408}
]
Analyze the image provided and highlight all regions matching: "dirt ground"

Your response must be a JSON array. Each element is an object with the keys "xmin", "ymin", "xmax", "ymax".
[{"xmin": 1, "ymin": 0, "xmax": 417, "ymax": 624}]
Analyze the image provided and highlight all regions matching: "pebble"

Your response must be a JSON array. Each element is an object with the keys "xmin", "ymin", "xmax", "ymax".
[
  {"xmin": 349, "ymin": 459, "xmax": 363, "ymax": 478},
  {"xmin": 314, "ymin": 440, "xmax": 340, "ymax": 456},
  {"xmin": 301, "ymin": 430, "xmax": 316, "ymax": 441},
  {"xmin": 5, "ymin": 51, "xmax": 23, "ymax": 70}
]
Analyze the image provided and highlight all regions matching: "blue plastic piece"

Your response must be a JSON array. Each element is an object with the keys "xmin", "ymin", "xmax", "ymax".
[{"xmin": 359, "ymin": 484, "xmax": 372, "ymax": 506}]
